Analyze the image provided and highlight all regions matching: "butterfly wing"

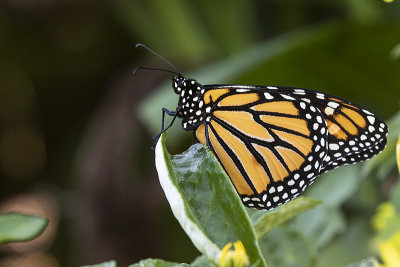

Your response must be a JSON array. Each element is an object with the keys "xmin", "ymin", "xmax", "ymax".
[
  {"xmin": 195, "ymin": 87, "xmax": 329, "ymax": 210},
  {"xmin": 274, "ymin": 86, "xmax": 388, "ymax": 173}
]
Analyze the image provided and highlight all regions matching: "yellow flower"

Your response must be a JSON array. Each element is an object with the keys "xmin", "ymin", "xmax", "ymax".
[
  {"xmin": 396, "ymin": 135, "xmax": 400, "ymax": 174},
  {"xmin": 379, "ymin": 231, "xmax": 400, "ymax": 267},
  {"xmin": 372, "ymin": 202, "xmax": 396, "ymax": 231},
  {"xmin": 219, "ymin": 241, "xmax": 249, "ymax": 267},
  {"xmin": 383, "ymin": 0, "xmax": 394, "ymax": 3}
]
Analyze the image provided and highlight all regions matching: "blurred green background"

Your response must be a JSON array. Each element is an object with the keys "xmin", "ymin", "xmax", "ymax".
[{"xmin": 0, "ymin": 0, "xmax": 399, "ymax": 266}]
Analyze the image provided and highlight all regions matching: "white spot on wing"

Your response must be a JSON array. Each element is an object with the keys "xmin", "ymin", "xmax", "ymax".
[
  {"xmin": 294, "ymin": 89, "xmax": 305, "ymax": 95},
  {"xmin": 325, "ymin": 107, "xmax": 334, "ymax": 115},
  {"xmin": 368, "ymin": 125, "xmax": 375, "ymax": 132},
  {"xmin": 269, "ymin": 187, "xmax": 276, "ymax": 193},
  {"xmin": 367, "ymin": 116, "xmax": 375, "ymax": 124},
  {"xmin": 328, "ymin": 101, "xmax": 339, "ymax": 109},
  {"xmin": 281, "ymin": 94, "xmax": 296, "ymax": 100},
  {"xmin": 329, "ymin": 143, "xmax": 339, "ymax": 150},
  {"xmin": 264, "ymin": 93, "xmax": 274, "ymax": 99},
  {"xmin": 363, "ymin": 109, "xmax": 373, "ymax": 115}
]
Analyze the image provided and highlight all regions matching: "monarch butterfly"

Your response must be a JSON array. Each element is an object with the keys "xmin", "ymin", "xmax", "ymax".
[{"xmin": 136, "ymin": 44, "xmax": 388, "ymax": 210}]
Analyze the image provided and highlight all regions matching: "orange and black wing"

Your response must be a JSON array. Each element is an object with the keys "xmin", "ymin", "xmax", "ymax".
[
  {"xmin": 274, "ymin": 86, "xmax": 388, "ymax": 173},
  {"xmin": 195, "ymin": 86, "xmax": 330, "ymax": 210}
]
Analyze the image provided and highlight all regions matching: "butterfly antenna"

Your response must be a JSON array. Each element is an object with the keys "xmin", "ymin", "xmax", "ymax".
[
  {"xmin": 132, "ymin": 66, "xmax": 180, "ymax": 77},
  {"xmin": 135, "ymin": 43, "xmax": 181, "ymax": 76}
]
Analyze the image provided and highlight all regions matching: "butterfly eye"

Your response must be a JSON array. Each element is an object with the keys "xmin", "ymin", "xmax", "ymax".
[{"xmin": 172, "ymin": 76, "xmax": 186, "ymax": 94}]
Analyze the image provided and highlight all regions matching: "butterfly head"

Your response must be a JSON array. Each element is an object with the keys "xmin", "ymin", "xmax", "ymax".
[
  {"xmin": 172, "ymin": 76, "xmax": 186, "ymax": 95},
  {"xmin": 172, "ymin": 76, "xmax": 206, "ymax": 130}
]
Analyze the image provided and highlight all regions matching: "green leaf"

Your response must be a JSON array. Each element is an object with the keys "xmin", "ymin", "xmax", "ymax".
[
  {"xmin": 0, "ymin": 212, "xmax": 48, "ymax": 245},
  {"xmin": 252, "ymin": 197, "xmax": 321, "ymax": 239},
  {"xmin": 278, "ymin": 165, "xmax": 357, "ymax": 248},
  {"xmin": 129, "ymin": 258, "xmax": 190, "ymax": 267},
  {"xmin": 258, "ymin": 227, "xmax": 317, "ymax": 267},
  {"xmin": 190, "ymin": 256, "xmax": 216, "ymax": 267},
  {"xmin": 390, "ymin": 42, "xmax": 400, "ymax": 60},
  {"xmin": 294, "ymin": 205, "xmax": 346, "ymax": 248},
  {"xmin": 379, "ymin": 215, "xmax": 400, "ymax": 240},
  {"xmin": 155, "ymin": 133, "xmax": 267, "ymax": 267},
  {"xmin": 81, "ymin": 260, "xmax": 116, "ymax": 267},
  {"xmin": 391, "ymin": 180, "xmax": 400, "ymax": 213},
  {"xmin": 316, "ymin": 216, "xmax": 375, "ymax": 267},
  {"xmin": 346, "ymin": 257, "xmax": 381, "ymax": 267},
  {"xmin": 285, "ymin": 164, "xmax": 358, "ymax": 248},
  {"xmin": 305, "ymin": 165, "xmax": 360, "ymax": 208}
]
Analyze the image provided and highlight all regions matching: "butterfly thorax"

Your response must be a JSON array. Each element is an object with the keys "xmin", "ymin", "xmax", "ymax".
[{"xmin": 172, "ymin": 76, "xmax": 209, "ymax": 131}]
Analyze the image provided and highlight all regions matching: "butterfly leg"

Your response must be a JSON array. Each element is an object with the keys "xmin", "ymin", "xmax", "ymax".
[
  {"xmin": 151, "ymin": 107, "xmax": 180, "ymax": 149},
  {"xmin": 160, "ymin": 108, "xmax": 177, "ymax": 131},
  {"xmin": 153, "ymin": 107, "xmax": 176, "ymax": 140}
]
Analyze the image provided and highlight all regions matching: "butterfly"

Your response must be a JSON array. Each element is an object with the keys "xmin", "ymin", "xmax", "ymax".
[{"xmin": 136, "ymin": 44, "xmax": 388, "ymax": 210}]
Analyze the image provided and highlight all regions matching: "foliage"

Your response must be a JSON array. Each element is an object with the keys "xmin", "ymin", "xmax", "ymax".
[
  {"xmin": 1, "ymin": 0, "xmax": 400, "ymax": 266},
  {"xmin": 81, "ymin": 261, "xmax": 117, "ymax": 267},
  {"xmin": 83, "ymin": 108, "xmax": 400, "ymax": 266},
  {"xmin": 155, "ymin": 134, "xmax": 267, "ymax": 267},
  {"xmin": 136, "ymin": 20, "xmax": 400, "ymax": 262},
  {"xmin": 135, "ymin": 134, "xmax": 320, "ymax": 267},
  {"xmin": 346, "ymin": 257, "xmax": 381, "ymax": 267},
  {"xmin": 0, "ymin": 212, "xmax": 48, "ymax": 245}
]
